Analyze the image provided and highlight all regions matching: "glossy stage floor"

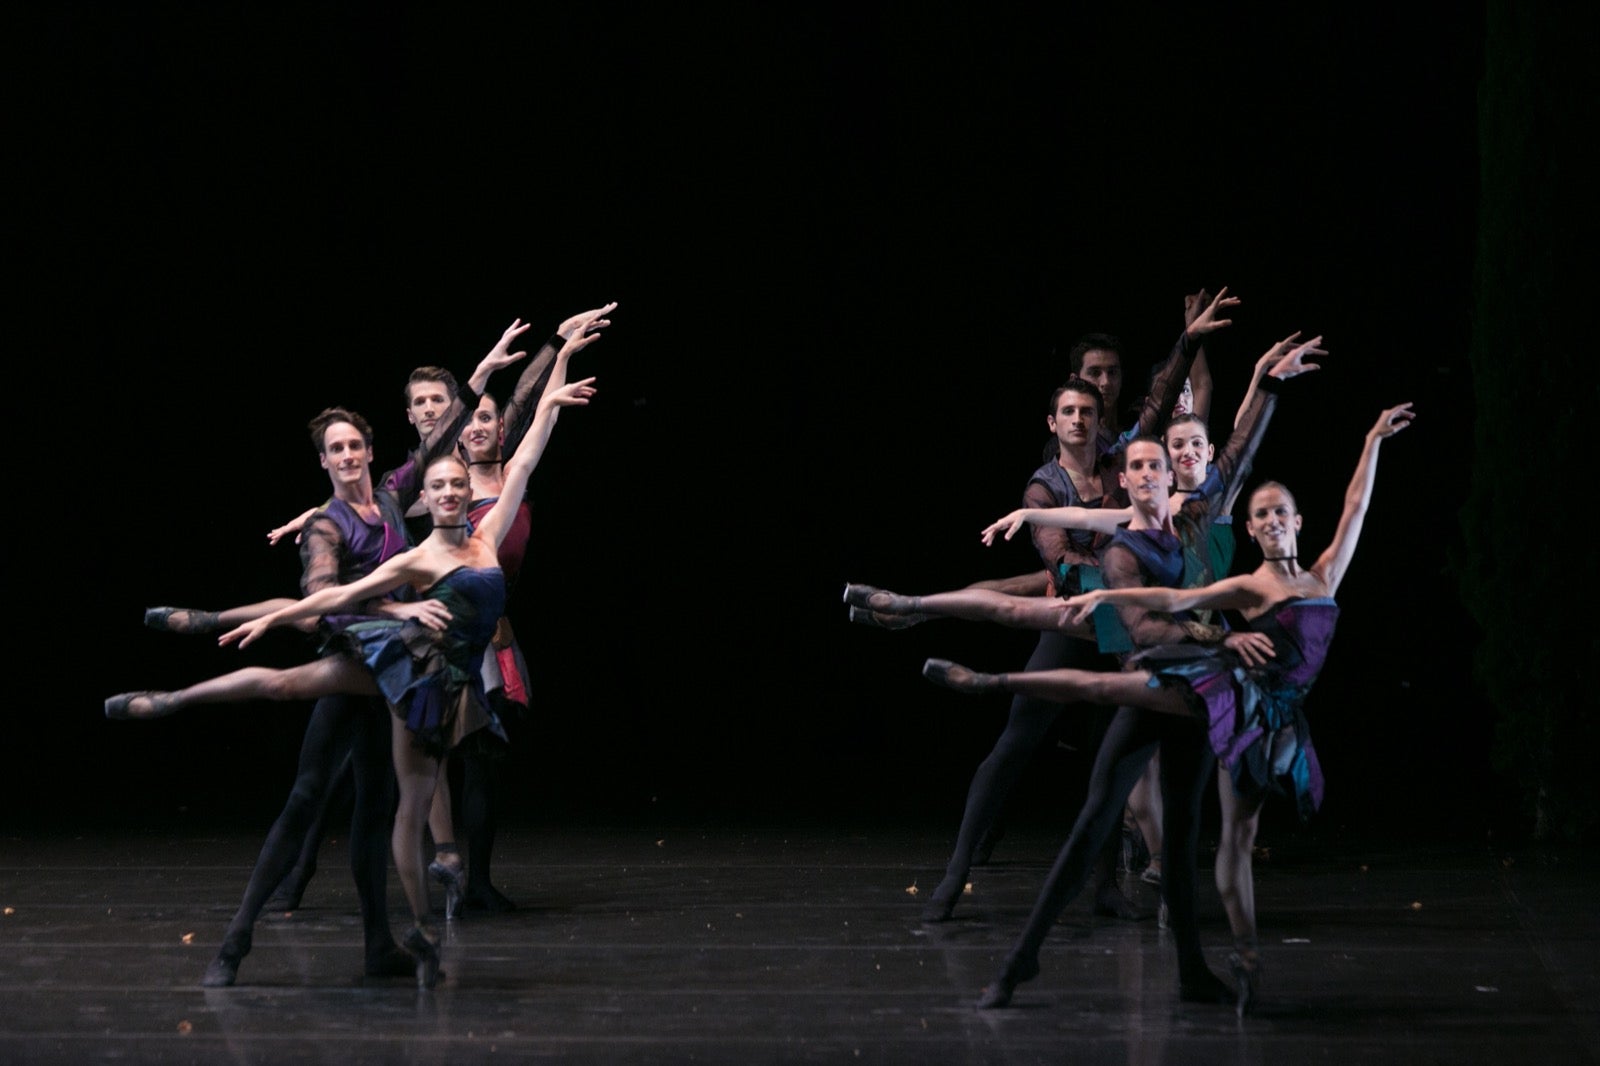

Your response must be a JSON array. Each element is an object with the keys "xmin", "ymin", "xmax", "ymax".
[{"xmin": 1, "ymin": 818, "xmax": 1595, "ymax": 1064}]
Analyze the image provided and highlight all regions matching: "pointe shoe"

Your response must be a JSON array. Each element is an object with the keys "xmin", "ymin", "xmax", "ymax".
[
  {"xmin": 144, "ymin": 606, "xmax": 222, "ymax": 635},
  {"xmin": 841, "ymin": 583, "xmax": 919, "ymax": 614},
  {"xmin": 403, "ymin": 926, "xmax": 442, "ymax": 990},
  {"xmin": 104, "ymin": 691, "xmax": 178, "ymax": 721},
  {"xmin": 921, "ymin": 659, "xmax": 999, "ymax": 694},
  {"xmin": 429, "ymin": 857, "xmax": 465, "ymax": 920},
  {"xmin": 976, "ymin": 953, "xmax": 1040, "ymax": 1009},
  {"xmin": 847, "ymin": 605, "xmax": 928, "ymax": 630},
  {"xmin": 1228, "ymin": 950, "xmax": 1262, "ymax": 1017}
]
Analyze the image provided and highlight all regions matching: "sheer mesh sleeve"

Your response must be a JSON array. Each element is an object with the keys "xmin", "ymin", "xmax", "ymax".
[
  {"xmin": 1100, "ymin": 542, "xmax": 1191, "ymax": 648},
  {"xmin": 380, "ymin": 384, "xmax": 481, "ymax": 510},
  {"xmin": 1215, "ymin": 377, "xmax": 1280, "ymax": 514},
  {"xmin": 499, "ymin": 340, "xmax": 561, "ymax": 456},
  {"xmin": 298, "ymin": 511, "xmax": 346, "ymax": 597},
  {"xmin": 1024, "ymin": 479, "xmax": 1101, "ymax": 574},
  {"xmin": 1129, "ymin": 329, "xmax": 1199, "ymax": 439}
]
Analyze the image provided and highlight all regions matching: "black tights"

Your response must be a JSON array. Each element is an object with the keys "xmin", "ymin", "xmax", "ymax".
[
  {"xmin": 1006, "ymin": 705, "xmax": 1216, "ymax": 984},
  {"xmin": 216, "ymin": 694, "xmax": 396, "ymax": 966},
  {"xmin": 933, "ymin": 630, "xmax": 1120, "ymax": 902}
]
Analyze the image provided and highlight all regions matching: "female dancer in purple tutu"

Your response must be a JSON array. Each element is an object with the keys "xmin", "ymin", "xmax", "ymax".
[{"xmin": 920, "ymin": 402, "xmax": 1414, "ymax": 1012}]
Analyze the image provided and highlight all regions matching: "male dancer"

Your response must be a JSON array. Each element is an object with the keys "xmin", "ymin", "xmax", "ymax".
[{"xmin": 916, "ymin": 289, "xmax": 1238, "ymax": 922}]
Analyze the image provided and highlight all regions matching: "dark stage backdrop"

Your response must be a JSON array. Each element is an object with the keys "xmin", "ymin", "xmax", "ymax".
[{"xmin": 27, "ymin": 8, "xmax": 1498, "ymax": 840}]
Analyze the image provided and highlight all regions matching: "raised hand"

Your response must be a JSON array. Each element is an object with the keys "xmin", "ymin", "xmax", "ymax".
[
  {"xmin": 541, "ymin": 377, "xmax": 598, "ymax": 410},
  {"xmin": 482, "ymin": 318, "xmax": 536, "ymax": 374},
  {"xmin": 1186, "ymin": 286, "xmax": 1240, "ymax": 336},
  {"xmin": 1268, "ymin": 334, "xmax": 1327, "ymax": 380},
  {"xmin": 1183, "ymin": 288, "xmax": 1213, "ymax": 328},
  {"xmin": 557, "ymin": 301, "xmax": 619, "ymax": 342},
  {"xmin": 1371, "ymin": 402, "xmax": 1415, "ymax": 438},
  {"xmin": 980, "ymin": 510, "xmax": 1030, "ymax": 546}
]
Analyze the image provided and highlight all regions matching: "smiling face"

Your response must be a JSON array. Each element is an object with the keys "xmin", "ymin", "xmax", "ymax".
[
  {"xmin": 459, "ymin": 394, "xmax": 503, "ymax": 463},
  {"xmin": 1246, "ymin": 483, "xmax": 1302, "ymax": 556},
  {"xmin": 1164, "ymin": 417, "xmax": 1214, "ymax": 491},
  {"xmin": 422, "ymin": 456, "xmax": 471, "ymax": 525},
  {"xmin": 318, "ymin": 421, "xmax": 372, "ymax": 491}
]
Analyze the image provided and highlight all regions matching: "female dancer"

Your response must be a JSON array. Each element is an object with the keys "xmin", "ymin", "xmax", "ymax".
[
  {"xmin": 919, "ymin": 402, "xmax": 1414, "ymax": 1012},
  {"xmin": 105, "ymin": 367, "xmax": 598, "ymax": 987}
]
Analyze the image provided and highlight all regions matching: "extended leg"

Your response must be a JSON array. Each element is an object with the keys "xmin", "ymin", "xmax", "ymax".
[
  {"xmin": 979, "ymin": 707, "xmax": 1162, "ymax": 1007},
  {"xmin": 107, "ymin": 656, "xmax": 377, "ymax": 720}
]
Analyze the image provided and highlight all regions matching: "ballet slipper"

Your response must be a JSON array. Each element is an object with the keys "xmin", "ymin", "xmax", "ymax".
[
  {"xmin": 841, "ymin": 583, "xmax": 920, "ymax": 614},
  {"xmin": 144, "ymin": 607, "xmax": 223, "ymax": 635},
  {"xmin": 104, "ymin": 691, "xmax": 178, "ymax": 721},
  {"xmin": 921, "ymin": 659, "xmax": 1001, "ymax": 694},
  {"xmin": 847, "ymin": 605, "xmax": 928, "ymax": 630}
]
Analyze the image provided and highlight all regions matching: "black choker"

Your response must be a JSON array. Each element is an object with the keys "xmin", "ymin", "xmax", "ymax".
[
  {"xmin": 433, "ymin": 523, "xmax": 469, "ymax": 530},
  {"xmin": 1262, "ymin": 555, "xmax": 1298, "ymax": 563},
  {"xmin": 468, "ymin": 460, "xmax": 500, "ymax": 466}
]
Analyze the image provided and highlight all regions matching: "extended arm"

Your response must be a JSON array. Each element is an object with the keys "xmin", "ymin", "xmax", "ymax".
[
  {"xmin": 1313, "ymin": 403, "xmax": 1414, "ymax": 595},
  {"xmin": 1130, "ymin": 287, "xmax": 1239, "ymax": 440},
  {"xmin": 501, "ymin": 302, "xmax": 618, "ymax": 454},
  {"xmin": 982, "ymin": 504, "xmax": 1132, "ymax": 546},
  {"xmin": 1184, "ymin": 288, "xmax": 1214, "ymax": 423},
  {"xmin": 474, "ymin": 330, "xmax": 605, "ymax": 551},
  {"xmin": 1099, "ymin": 542, "xmax": 1200, "ymax": 647},
  {"xmin": 1063, "ymin": 570, "xmax": 1267, "ymax": 626},
  {"xmin": 222, "ymin": 550, "xmax": 423, "ymax": 647}
]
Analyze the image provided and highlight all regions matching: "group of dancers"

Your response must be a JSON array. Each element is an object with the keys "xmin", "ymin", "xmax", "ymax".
[
  {"xmin": 845, "ymin": 286, "xmax": 1413, "ymax": 1013},
  {"xmin": 106, "ymin": 302, "xmax": 618, "ymax": 989}
]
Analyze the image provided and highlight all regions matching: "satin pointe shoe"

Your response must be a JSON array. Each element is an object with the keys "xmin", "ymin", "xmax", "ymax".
[
  {"xmin": 104, "ymin": 691, "xmax": 178, "ymax": 721},
  {"xmin": 921, "ymin": 659, "xmax": 1000, "ymax": 694},
  {"xmin": 429, "ymin": 856, "xmax": 465, "ymax": 920},
  {"xmin": 1228, "ymin": 949, "xmax": 1263, "ymax": 1017},
  {"xmin": 976, "ymin": 953, "xmax": 1040, "ymax": 1009},
  {"xmin": 841, "ymin": 583, "xmax": 920, "ymax": 614},
  {"xmin": 144, "ymin": 606, "xmax": 222, "ymax": 635},
  {"xmin": 847, "ymin": 605, "xmax": 928, "ymax": 630},
  {"xmin": 403, "ymin": 926, "xmax": 442, "ymax": 990}
]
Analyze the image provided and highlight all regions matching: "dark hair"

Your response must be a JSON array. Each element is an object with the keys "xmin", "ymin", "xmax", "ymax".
[
  {"xmin": 1249, "ymin": 480, "xmax": 1298, "ymax": 512},
  {"xmin": 1164, "ymin": 413, "xmax": 1209, "ymax": 440},
  {"xmin": 1048, "ymin": 377, "xmax": 1105, "ymax": 419},
  {"xmin": 405, "ymin": 366, "xmax": 460, "ymax": 403},
  {"xmin": 1068, "ymin": 333, "xmax": 1122, "ymax": 374},
  {"xmin": 308, "ymin": 407, "xmax": 374, "ymax": 454},
  {"xmin": 1117, "ymin": 434, "xmax": 1169, "ymax": 472}
]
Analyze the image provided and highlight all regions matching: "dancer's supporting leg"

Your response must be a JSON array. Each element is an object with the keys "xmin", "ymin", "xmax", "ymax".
[
  {"xmin": 201, "ymin": 693, "xmax": 410, "ymax": 986},
  {"xmin": 391, "ymin": 716, "xmax": 445, "ymax": 989},
  {"xmin": 924, "ymin": 662, "xmax": 1231, "ymax": 1008},
  {"xmin": 1214, "ymin": 771, "xmax": 1267, "ymax": 1009}
]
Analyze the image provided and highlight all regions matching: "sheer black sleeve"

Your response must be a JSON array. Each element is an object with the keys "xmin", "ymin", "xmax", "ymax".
[
  {"xmin": 298, "ymin": 511, "xmax": 346, "ymax": 597},
  {"xmin": 499, "ymin": 336, "xmax": 564, "ymax": 457},
  {"xmin": 1129, "ymin": 329, "xmax": 1200, "ymax": 440},
  {"xmin": 1024, "ymin": 479, "xmax": 1102, "ymax": 575},
  {"xmin": 380, "ymin": 383, "xmax": 481, "ymax": 510},
  {"xmin": 1100, "ymin": 541, "xmax": 1191, "ymax": 648}
]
